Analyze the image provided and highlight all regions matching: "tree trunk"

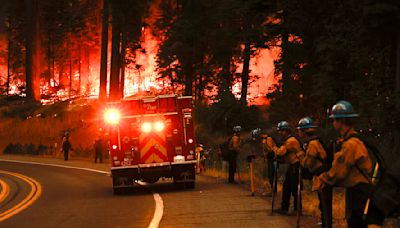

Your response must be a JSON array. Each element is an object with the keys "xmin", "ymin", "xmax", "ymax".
[
  {"xmin": 197, "ymin": 75, "xmax": 203, "ymax": 102},
  {"xmin": 78, "ymin": 42, "xmax": 81, "ymax": 94},
  {"xmin": 7, "ymin": 33, "xmax": 11, "ymax": 96},
  {"xmin": 218, "ymin": 56, "xmax": 232, "ymax": 97},
  {"xmin": 109, "ymin": 18, "xmax": 121, "ymax": 101},
  {"xmin": 50, "ymin": 39, "xmax": 54, "ymax": 87},
  {"xmin": 25, "ymin": 0, "xmax": 41, "ymax": 102},
  {"xmin": 281, "ymin": 32, "xmax": 289, "ymax": 95},
  {"xmin": 81, "ymin": 44, "xmax": 90, "ymax": 90},
  {"xmin": 59, "ymin": 64, "xmax": 64, "ymax": 87},
  {"xmin": 394, "ymin": 31, "xmax": 400, "ymax": 155},
  {"xmin": 119, "ymin": 31, "xmax": 127, "ymax": 98},
  {"xmin": 52, "ymin": 48, "xmax": 55, "ymax": 86},
  {"xmin": 69, "ymin": 36, "xmax": 73, "ymax": 98},
  {"xmin": 47, "ymin": 32, "xmax": 52, "ymax": 86},
  {"xmin": 99, "ymin": 0, "xmax": 109, "ymax": 100},
  {"xmin": 184, "ymin": 63, "xmax": 193, "ymax": 96},
  {"xmin": 240, "ymin": 41, "xmax": 251, "ymax": 105}
]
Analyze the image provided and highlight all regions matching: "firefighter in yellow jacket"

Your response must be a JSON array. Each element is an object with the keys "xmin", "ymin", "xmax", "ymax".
[
  {"xmin": 228, "ymin": 126, "xmax": 242, "ymax": 183},
  {"xmin": 266, "ymin": 121, "xmax": 304, "ymax": 215},
  {"xmin": 261, "ymin": 132, "xmax": 277, "ymax": 196},
  {"xmin": 314, "ymin": 100, "xmax": 384, "ymax": 228},
  {"xmin": 297, "ymin": 117, "xmax": 332, "ymax": 228},
  {"xmin": 195, "ymin": 144, "xmax": 204, "ymax": 173}
]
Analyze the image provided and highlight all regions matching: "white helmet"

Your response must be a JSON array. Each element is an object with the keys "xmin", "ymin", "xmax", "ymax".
[{"xmin": 233, "ymin": 126, "xmax": 242, "ymax": 133}]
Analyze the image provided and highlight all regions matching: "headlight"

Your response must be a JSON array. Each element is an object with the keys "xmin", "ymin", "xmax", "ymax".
[
  {"xmin": 104, "ymin": 109, "xmax": 121, "ymax": 125},
  {"xmin": 141, "ymin": 122, "xmax": 152, "ymax": 133},
  {"xmin": 154, "ymin": 121, "xmax": 165, "ymax": 132}
]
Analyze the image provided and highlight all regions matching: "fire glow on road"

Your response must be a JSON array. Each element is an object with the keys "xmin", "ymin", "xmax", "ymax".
[{"xmin": 0, "ymin": 170, "xmax": 42, "ymax": 222}]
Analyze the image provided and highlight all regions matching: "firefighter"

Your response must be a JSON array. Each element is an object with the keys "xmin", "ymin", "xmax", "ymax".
[
  {"xmin": 195, "ymin": 144, "xmax": 205, "ymax": 173},
  {"xmin": 266, "ymin": 121, "xmax": 304, "ymax": 215},
  {"xmin": 249, "ymin": 128, "xmax": 262, "ymax": 157},
  {"xmin": 261, "ymin": 131, "xmax": 277, "ymax": 196},
  {"xmin": 94, "ymin": 128, "xmax": 105, "ymax": 163},
  {"xmin": 228, "ymin": 126, "xmax": 242, "ymax": 184},
  {"xmin": 314, "ymin": 100, "xmax": 384, "ymax": 228},
  {"xmin": 61, "ymin": 133, "xmax": 73, "ymax": 161},
  {"xmin": 297, "ymin": 117, "xmax": 332, "ymax": 228}
]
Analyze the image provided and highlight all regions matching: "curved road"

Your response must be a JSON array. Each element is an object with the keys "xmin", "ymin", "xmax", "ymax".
[
  {"xmin": 0, "ymin": 157, "xmax": 318, "ymax": 228},
  {"xmin": 0, "ymin": 161, "xmax": 155, "ymax": 227}
]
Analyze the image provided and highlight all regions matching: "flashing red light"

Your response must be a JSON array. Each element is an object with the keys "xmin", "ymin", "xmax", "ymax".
[
  {"xmin": 188, "ymin": 138, "xmax": 194, "ymax": 144},
  {"xmin": 112, "ymin": 145, "xmax": 118, "ymax": 150}
]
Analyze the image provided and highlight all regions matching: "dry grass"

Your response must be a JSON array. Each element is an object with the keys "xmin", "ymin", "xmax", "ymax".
[
  {"xmin": 203, "ymin": 159, "xmax": 398, "ymax": 228},
  {"xmin": 0, "ymin": 103, "xmax": 103, "ymax": 159}
]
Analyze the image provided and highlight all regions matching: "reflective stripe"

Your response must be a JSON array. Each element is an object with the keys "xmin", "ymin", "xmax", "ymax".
[
  {"xmin": 111, "ymin": 160, "xmax": 197, "ymax": 170},
  {"xmin": 171, "ymin": 160, "xmax": 197, "ymax": 165}
]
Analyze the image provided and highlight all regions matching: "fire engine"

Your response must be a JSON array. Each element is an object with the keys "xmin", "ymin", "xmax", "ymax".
[{"xmin": 103, "ymin": 95, "xmax": 196, "ymax": 194}]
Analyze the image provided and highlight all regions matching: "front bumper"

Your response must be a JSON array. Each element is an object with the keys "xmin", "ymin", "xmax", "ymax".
[{"xmin": 110, "ymin": 160, "xmax": 196, "ymax": 180}]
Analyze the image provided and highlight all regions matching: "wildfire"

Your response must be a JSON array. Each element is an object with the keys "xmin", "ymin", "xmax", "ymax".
[
  {"xmin": 124, "ymin": 27, "xmax": 163, "ymax": 97},
  {"xmin": 1, "ymin": 1, "xmax": 279, "ymax": 107},
  {"xmin": 8, "ymin": 79, "xmax": 26, "ymax": 96}
]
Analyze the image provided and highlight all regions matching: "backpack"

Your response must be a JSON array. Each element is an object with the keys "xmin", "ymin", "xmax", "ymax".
[
  {"xmin": 345, "ymin": 134, "xmax": 400, "ymax": 217},
  {"xmin": 373, "ymin": 159, "xmax": 400, "ymax": 217},
  {"xmin": 343, "ymin": 133, "xmax": 386, "ymax": 180},
  {"xmin": 301, "ymin": 137, "xmax": 332, "ymax": 180}
]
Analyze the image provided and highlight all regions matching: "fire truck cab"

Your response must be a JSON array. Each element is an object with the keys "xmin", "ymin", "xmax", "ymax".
[{"xmin": 104, "ymin": 95, "xmax": 196, "ymax": 194}]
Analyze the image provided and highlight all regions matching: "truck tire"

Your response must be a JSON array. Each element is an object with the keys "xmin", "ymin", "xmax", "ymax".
[
  {"xmin": 185, "ymin": 181, "xmax": 195, "ymax": 189},
  {"xmin": 112, "ymin": 175, "xmax": 127, "ymax": 195},
  {"xmin": 113, "ymin": 187, "xmax": 123, "ymax": 195}
]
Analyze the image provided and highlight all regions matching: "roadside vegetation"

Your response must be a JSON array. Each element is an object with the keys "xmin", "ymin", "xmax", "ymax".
[{"xmin": 0, "ymin": 95, "xmax": 103, "ymax": 160}]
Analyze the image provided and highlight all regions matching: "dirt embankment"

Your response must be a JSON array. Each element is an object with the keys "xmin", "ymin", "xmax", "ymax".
[{"xmin": 0, "ymin": 102, "xmax": 104, "ymax": 158}]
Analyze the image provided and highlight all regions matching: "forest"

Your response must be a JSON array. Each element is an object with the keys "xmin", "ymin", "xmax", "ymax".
[{"xmin": 0, "ymin": 0, "xmax": 399, "ymax": 157}]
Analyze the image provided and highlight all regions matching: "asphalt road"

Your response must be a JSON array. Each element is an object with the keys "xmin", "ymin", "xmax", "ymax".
[
  {"xmin": 0, "ymin": 156, "xmax": 319, "ymax": 228},
  {"xmin": 0, "ymin": 161, "xmax": 155, "ymax": 228}
]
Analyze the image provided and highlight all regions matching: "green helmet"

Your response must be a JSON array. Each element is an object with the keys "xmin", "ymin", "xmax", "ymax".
[
  {"xmin": 277, "ymin": 121, "xmax": 290, "ymax": 131},
  {"xmin": 297, "ymin": 117, "xmax": 317, "ymax": 129},
  {"xmin": 329, "ymin": 100, "xmax": 359, "ymax": 119}
]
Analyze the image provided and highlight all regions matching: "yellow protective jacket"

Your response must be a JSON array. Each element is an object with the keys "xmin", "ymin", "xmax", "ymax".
[
  {"xmin": 318, "ymin": 129, "xmax": 372, "ymax": 188},
  {"xmin": 300, "ymin": 138, "xmax": 327, "ymax": 174},
  {"xmin": 229, "ymin": 134, "xmax": 241, "ymax": 151},
  {"xmin": 271, "ymin": 136, "xmax": 304, "ymax": 164},
  {"xmin": 195, "ymin": 146, "xmax": 203, "ymax": 157},
  {"xmin": 262, "ymin": 134, "xmax": 275, "ymax": 156}
]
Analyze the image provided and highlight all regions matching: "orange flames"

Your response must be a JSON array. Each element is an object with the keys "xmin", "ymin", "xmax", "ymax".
[{"xmin": 1, "ymin": 2, "xmax": 279, "ymax": 107}]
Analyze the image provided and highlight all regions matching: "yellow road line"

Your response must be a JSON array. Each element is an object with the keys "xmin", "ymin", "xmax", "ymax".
[
  {"xmin": 0, "ymin": 170, "xmax": 42, "ymax": 222},
  {"xmin": 0, "ymin": 178, "xmax": 10, "ymax": 203}
]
